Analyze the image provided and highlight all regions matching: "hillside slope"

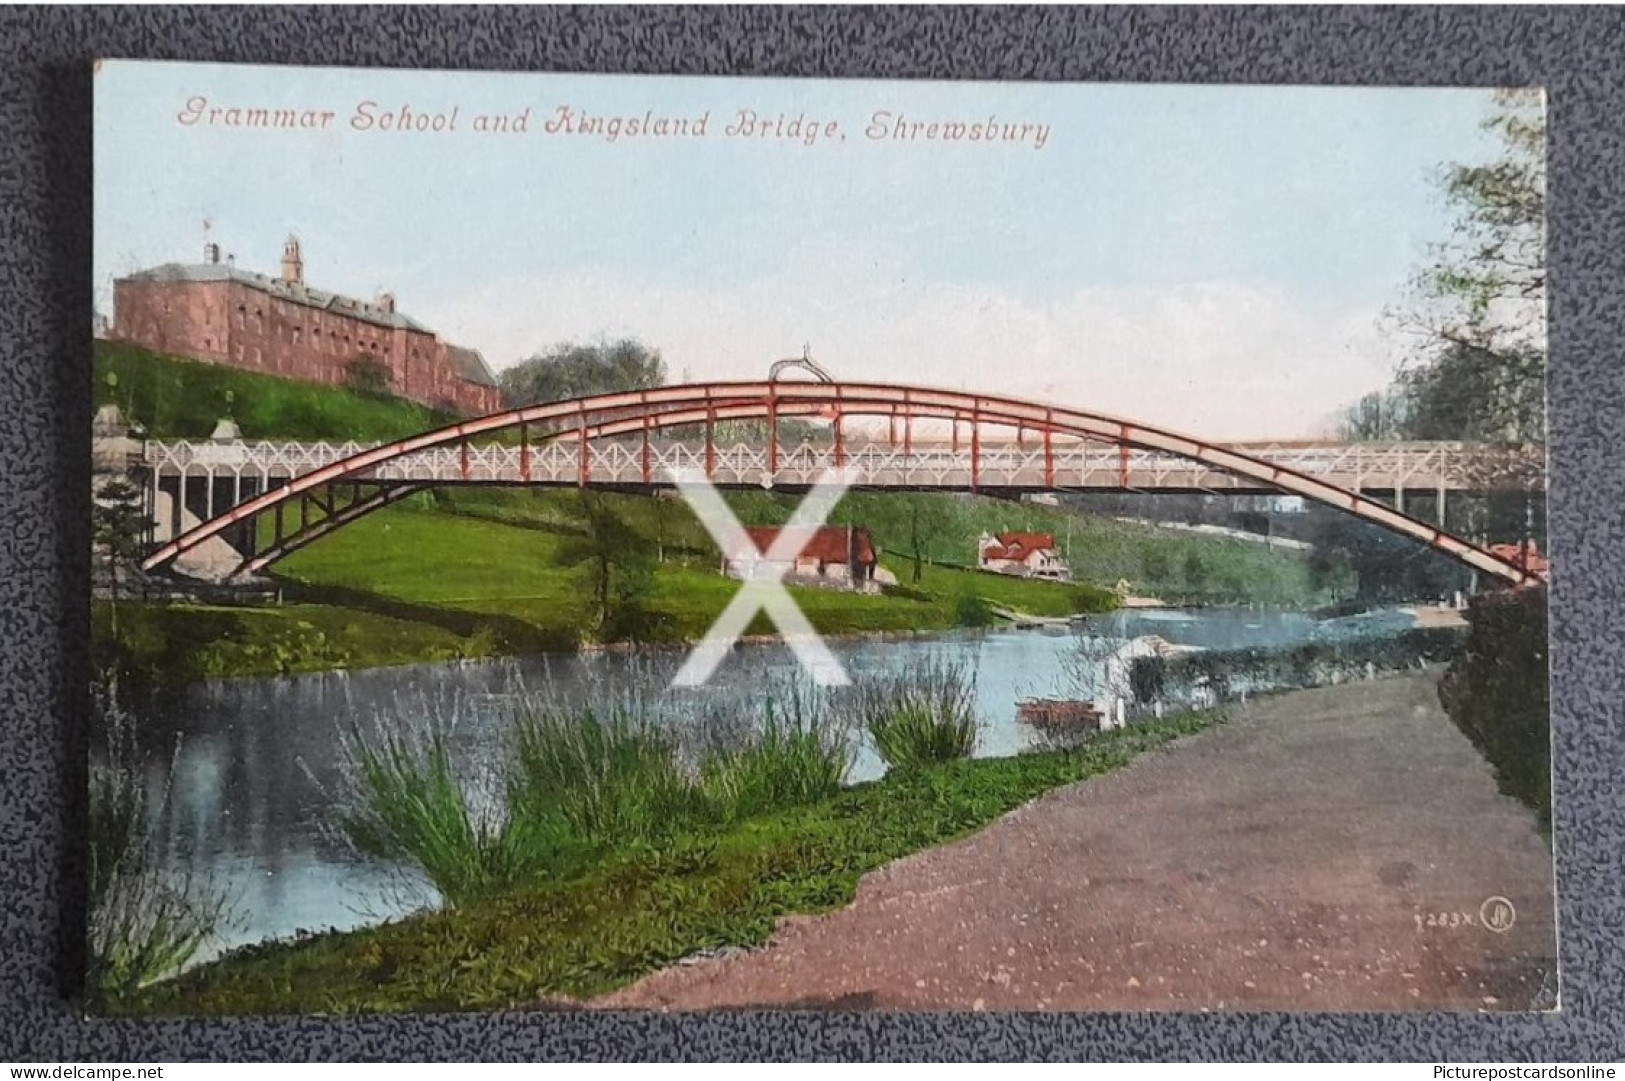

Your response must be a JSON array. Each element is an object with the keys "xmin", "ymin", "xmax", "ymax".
[{"xmin": 94, "ymin": 340, "xmax": 458, "ymax": 442}]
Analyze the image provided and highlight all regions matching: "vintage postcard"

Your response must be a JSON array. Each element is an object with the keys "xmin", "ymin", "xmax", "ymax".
[{"xmin": 89, "ymin": 61, "xmax": 1555, "ymax": 1014}]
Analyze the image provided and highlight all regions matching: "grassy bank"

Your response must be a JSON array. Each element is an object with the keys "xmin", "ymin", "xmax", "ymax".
[
  {"xmin": 100, "ymin": 498, "xmax": 1118, "ymax": 684},
  {"xmin": 731, "ymin": 489, "xmax": 1334, "ymax": 608},
  {"xmin": 93, "ymin": 601, "xmax": 495, "ymax": 689},
  {"xmin": 439, "ymin": 487, "xmax": 1335, "ymax": 610},
  {"xmin": 95, "ymin": 340, "xmax": 457, "ymax": 441},
  {"xmin": 109, "ymin": 707, "xmax": 1221, "ymax": 1015}
]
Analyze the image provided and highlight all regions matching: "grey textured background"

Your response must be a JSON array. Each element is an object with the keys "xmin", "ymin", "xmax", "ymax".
[{"xmin": 2, "ymin": 5, "xmax": 1620, "ymax": 1061}]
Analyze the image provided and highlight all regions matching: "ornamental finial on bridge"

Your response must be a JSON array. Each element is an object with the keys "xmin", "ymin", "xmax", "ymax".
[{"xmin": 768, "ymin": 347, "xmax": 834, "ymax": 383}]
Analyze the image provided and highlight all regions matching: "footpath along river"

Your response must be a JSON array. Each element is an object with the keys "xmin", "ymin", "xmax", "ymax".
[
  {"xmin": 124, "ymin": 606, "xmax": 1430, "ymax": 962},
  {"xmin": 597, "ymin": 672, "xmax": 1557, "ymax": 1012}
]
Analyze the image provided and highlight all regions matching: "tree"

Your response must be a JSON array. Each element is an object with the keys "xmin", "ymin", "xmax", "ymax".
[
  {"xmin": 1335, "ymin": 387, "xmax": 1412, "ymax": 442},
  {"xmin": 343, "ymin": 355, "xmax": 394, "ymax": 398},
  {"xmin": 899, "ymin": 494, "xmax": 957, "ymax": 583},
  {"xmin": 500, "ymin": 338, "xmax": 666, "ymax": 408},
  {"xmin": 555, "ymin": 492, "xmax": 657, "ymax": 639},
  {"xmin": 93, "ymin": 475, "xmax": 154, "ymax": 636},
  {"xmin": 1389, "ymin": 90, "xmax": 1547, "ymax": 446},
  {"xmin": 1305, "ymin": 508, "xmax": 1470, "ymax": 606}
]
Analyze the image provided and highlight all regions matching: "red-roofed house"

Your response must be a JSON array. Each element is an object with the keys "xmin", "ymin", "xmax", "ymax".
[
  {"xmin": 722, "ymin": 524, "xmax": 881, "ymax": 592},
  {"xmin": 978, "ymin": 531, "xmax": 1071, "ymax": 581}
]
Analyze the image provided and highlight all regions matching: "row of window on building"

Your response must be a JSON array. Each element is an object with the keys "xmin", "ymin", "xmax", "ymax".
[{"xmin": 157, "ymin": 295, "xmax": 424, "ymax": 361}]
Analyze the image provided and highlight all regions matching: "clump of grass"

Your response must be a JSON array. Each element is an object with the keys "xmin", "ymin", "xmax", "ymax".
[
  {"xmin": 509, "ymin": 693, "xmax": 702, "ymax": 849},
  {"xmin": 332, "ymin": 712, "xmax": 558, "ymax": 908},
  {"xmin": 848, "ymin": 655, "xmax": 980, "ymax": 771},
  {"xmin": 332, "ymin": 675, "xmax": 856, "ymax": 908},
  {"xmin": 89, "ymin": 680, "xmax": 232, "ymax": 998},
  {"xmin": 699, "ymin": 680, "xmax": 852, "ymax": 823}
]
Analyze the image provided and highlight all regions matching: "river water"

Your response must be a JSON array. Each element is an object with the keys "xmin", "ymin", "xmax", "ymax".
[{"xmin": 122, "ymin": 606, "xmax": 1424, "ymax": 962}]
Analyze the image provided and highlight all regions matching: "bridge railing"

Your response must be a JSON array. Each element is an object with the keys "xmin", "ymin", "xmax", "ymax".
[{"xmin": 137, "ymin": 437, "xmax": 1544, "ymax": 493}]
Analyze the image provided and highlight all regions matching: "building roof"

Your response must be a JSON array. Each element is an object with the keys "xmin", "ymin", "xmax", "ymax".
[
  {"xmin": 119, "ymin": 262, "xmax": 434, "ymax": 334},
  {"xmin": 1488, "ymin": 540, "xmax": 1550, "ymax": 575},
  {"xmin": 732, "ymin": 525, "xmax": 877, "ymax": 566},
  {"xmin": 445, "ymin": 344, "xmax": 499, "ymax": 389},
  {"xmin": 982, "ymin": 531, "xmax": 1058, "ymax": 562}
]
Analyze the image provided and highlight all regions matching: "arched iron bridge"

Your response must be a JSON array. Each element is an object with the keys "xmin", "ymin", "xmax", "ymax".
[{"xmin": 138, "ymin": 380, "xmax": 1546, "ymax": 586}]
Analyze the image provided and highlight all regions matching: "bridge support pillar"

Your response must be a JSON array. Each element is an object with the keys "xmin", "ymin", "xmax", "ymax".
[
  {"xmin": 578, "ymin": 405, "xmax": 589, "ymax": 488},
  {"xmin": 1043, "ymin": 419, "xmax": 1055, "ymax": 489},
  {"xmin": 641, "ymin": 415, "xmax": 653, "ymax": 484},
  {"xmin": 705, "ymin": 402, "xmax": 717, "ymax": 477},
  {"xmin": 767, "ymin": 389, "xmax": 778, "ymax": 477},
  {"xmin": 970, "ymin": 407, "xmax": 981, "ymax": 491}
]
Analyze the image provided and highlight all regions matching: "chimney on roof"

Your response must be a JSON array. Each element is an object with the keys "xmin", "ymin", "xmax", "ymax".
[
  {"xmin": 376, "ymin": 292, "xmax": 396, "ymax": 314},
  {"xmin": 204, "ymin": 242, "xmax": 221, "ymax": 265},
  {"xmin": 281, "ymin": 234, "xmax": 304, "ymax": 285}
]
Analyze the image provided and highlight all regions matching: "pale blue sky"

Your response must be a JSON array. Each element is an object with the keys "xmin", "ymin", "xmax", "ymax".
[{"xmin": 94, "ymin": 61, "xmax": 1518, "ymax": 438}]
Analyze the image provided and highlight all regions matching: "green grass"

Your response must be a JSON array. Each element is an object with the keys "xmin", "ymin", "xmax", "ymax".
[
  {"xmin": 258, "ymin": 501, "xmax": 1114, "ymax": 659},
  {"xmin": 110, "ymin": 708, "xmax": 1222, "ymax": 1015},
  {"xmin": 852, "ymin": 657, "xmax": 980, "ymax": 771},
  {"xmin": 333, "ymin": 717, "xmax": 558, "ymax": 910},
  {"xmin": 93, "ymin": 599, "xmax": 497, "ymax": 689},
  {"xmin": 95, "ymin": 340, "xmax": 458, "ymax": 441},
  {"xmin": 326, "ymin": 680, "xmax": 856, "ymax": 914},
  {"xmin": 754, "ymin": 489, "xmax": 1333, "ymax": 608},
  {"xmin": 697, "ymin": 684, "xmax": 853, "ymax": 824},
  {"xmin": 508, "ymin": 698, "xmax": 707, "ymax": 850},
  {"xmin": 441, "ymin": 486, "xmax": 1331, "ymax": 610}
]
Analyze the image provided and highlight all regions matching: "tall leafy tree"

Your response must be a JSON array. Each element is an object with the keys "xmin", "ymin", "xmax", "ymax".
[
  {"xmin": 900, "ymin": 494, "xmax": 957, "ymax": 584},
  {"xmin": 499, "ymin": 338, "xmax": 666, "ymax": 408},
  {"xmin": 555, "ymin": 492, "xmax": 657, "ymax": 639},
  {"xmin": 1390, "ymin": 89, "xmax": 1547, "ymax": 446}
]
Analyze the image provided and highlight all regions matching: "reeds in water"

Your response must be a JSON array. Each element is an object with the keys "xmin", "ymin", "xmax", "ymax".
[
  {"xmin": 89, "ymin": 681, "xmax": 232, "ymax": 996},
  {"xmin": 846, "ymin": 655, "xmax": 980, "ymax": 772},
  {"xmin": 332, "ymin": 672, "xmax": 855, "ymax": 905},
  {"xmin": 698, "ymin": 680, "xmax": 852, "ymax": 824},
  {"xmin": 333, "ymin": 714, "xmax": 562, "ymax": 908}
]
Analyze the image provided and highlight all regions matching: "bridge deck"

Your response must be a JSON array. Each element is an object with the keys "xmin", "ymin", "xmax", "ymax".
[{"xmin": 133, "ymin": 437, "xmax": 1543, "ymax": 495}]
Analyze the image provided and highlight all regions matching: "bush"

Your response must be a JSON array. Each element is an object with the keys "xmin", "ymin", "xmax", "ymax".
[
  {"xmin": 1438, "ymin": 586, "xmax": 1550, "ymax": 827},
  {"xmin": 953, "ymin": 592, "xmax": 995, "ymax": 628},
  {"xmin": 848, "ymin": 656, "xmax": 980, "ymax": 771},
  {"xmin": 1129, "ymin": 626, "xmax": 1466, "ymax": 708}
]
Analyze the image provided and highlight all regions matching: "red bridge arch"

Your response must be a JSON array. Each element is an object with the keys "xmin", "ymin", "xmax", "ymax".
[{"xmin": 140, "ymin": 380, "xmax": 1545, "ymax": 586}]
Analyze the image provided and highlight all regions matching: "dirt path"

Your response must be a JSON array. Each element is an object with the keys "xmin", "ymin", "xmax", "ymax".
[{"xmin": 595, "ymin": 672, "xmax": 1557, "ymax": 1012}]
